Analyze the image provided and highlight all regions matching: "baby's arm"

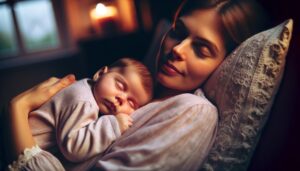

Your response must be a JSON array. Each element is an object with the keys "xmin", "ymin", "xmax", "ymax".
[{"xmin": 56, "ymin": 101, "xmax": 122, "ymax": 163}]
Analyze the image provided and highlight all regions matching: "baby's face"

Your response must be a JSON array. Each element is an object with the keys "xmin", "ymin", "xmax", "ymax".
[{"xmin": 93, "ymin": 67, "xmax": 150, "ymax": 115}]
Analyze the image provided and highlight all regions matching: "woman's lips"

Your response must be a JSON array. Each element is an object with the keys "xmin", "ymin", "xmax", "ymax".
[{"xmin": 160, "ymin": 62, "xmax": 183, "ymax": 76}]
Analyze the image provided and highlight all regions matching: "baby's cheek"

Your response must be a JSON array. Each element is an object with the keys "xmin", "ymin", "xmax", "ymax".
[{"xmin": 97, "ymin": 81, "xmax": 115, "ymax": 95}]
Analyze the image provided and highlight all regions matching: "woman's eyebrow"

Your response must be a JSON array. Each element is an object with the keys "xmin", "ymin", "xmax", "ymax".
[
  {"xmin": 175, "ymin": 19, "xmax": 218, "ymax": 56},
  {"xmin": 195, "ymin": 37, "xmax": 219, "ymax": 57}
]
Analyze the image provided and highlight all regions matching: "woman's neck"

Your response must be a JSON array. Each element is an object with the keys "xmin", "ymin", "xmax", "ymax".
[{"xmin": 153, "ymin": 84, "xmax": 192, "ymax": 101}]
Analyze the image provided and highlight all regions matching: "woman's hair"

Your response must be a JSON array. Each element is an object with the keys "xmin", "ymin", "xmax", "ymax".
[
  {"xmin": 175, "ymin": 0, "xmax": 269, "ymax": 54},
  {"xmin": 110, "ymin": 58, "xmax": 153, "ymax": 99}
]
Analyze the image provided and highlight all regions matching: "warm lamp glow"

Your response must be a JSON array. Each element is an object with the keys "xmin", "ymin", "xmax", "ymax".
[
  {"xmin": 89, "ymin": 1, "xmax": 139, "ymax": 35},
  {"xmin": 95, "ymin": 3, "xmax": 107, "ymax": 16},
  {"xmin": 90, "ymin": 3, "xmax": 118, "ymax": 20}
]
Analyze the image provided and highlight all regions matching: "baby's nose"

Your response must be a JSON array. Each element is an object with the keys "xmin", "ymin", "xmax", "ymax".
[{"xmin": 115, "ymin": 94, "xmax": 126, "ymax": 106}]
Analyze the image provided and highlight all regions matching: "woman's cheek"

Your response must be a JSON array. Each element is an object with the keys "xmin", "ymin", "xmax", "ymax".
[
  {"xmin": 187, "ymin": 63, "xmax": 210, "ymax": 86},
  {"xmin": 196, "ymin": 60, "xmax": 218, "ymax": 76}
]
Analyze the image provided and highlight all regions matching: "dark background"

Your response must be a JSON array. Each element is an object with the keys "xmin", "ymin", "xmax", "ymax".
[
  {"xmin": 248, "ymin": 0, "xmax": 300, "ymax": 170},
  {"xmin": 0, "ymin": 0, "xmax": 299, "ymax": 170}
]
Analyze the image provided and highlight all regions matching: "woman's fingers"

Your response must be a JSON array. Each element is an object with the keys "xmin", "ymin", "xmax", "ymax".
[
  {"xmin": 10, "ymin": 74, "xmax": 76, "ymax": 112},
  {"xmin": 48, "ymin": 74, "xmax": 76, "ymax": 95},
  {"xmin": 6, "ymin": 75, "xmax": 75, "ymax": 163},
  {"xmin": 38, "ymin": 74, "xmax": 75, "ymax": 91},
  {"xmin": 38, "ymin": 77, "xmax": 60, "ymax": 89},
  {"xmin": 39, "ymin": 74, "xmax": 76, "ymax": 107}
]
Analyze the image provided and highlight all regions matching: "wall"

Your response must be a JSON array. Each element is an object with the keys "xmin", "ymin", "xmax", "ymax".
[
  {"xmin": 0, "ymin": 51, "xmax": 87, "ymax": 107},
  {"xmin": 249, "ymin": 0, "xmax": 300, "ymax": 170}
]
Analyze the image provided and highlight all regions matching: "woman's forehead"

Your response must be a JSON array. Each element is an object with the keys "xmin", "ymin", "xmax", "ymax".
[{"xmin": 179, "ymin": 8, "xmax": 226, "ymax": 56}]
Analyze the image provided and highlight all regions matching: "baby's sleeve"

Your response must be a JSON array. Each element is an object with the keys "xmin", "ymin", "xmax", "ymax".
[
  {"xmin": 8, "ymin": 145, "xmax": 65, "ymax": 171},
  {"xmin": 56, "ymin": 101, "xmax": 121, "ymax": 163}
]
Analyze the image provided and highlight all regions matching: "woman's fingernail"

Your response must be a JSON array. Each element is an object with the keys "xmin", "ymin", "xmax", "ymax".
[{"xmin": 66, "ymin": 74, "xmax": 76, "ymax": 82}]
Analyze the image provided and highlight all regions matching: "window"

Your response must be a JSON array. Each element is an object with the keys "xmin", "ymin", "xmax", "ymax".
[
  {"xmin": 0, "ymin": 4, "xmax": 18, "ymax": 56},
  {"xmin": 0, "ymin": 0, "xmax": 63, "ymax": 59}
]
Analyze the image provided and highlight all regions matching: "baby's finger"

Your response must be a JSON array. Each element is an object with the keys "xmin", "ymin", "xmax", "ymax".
[
  {"xmin": 128, "ymin": 118, "xmax": 133, "ymax": 123},
  {"xmin": 128, "ymin": 116, "xmax": 133, "ymax": 122}
]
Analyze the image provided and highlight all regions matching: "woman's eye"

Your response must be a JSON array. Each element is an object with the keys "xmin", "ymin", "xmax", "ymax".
[
  {"xmin": 193, "ymin": 43, "xmax": 211, "ymax": 57},
  {"xmin": 116, "ymin": 80, "xmax": 124, "ymax": 90},
  {"xmin": 199, "ymin": 46, "xmax": 211, "ymax": 57}
]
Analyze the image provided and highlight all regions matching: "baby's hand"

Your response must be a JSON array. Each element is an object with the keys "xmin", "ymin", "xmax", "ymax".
[{"xmin": 115, "ymin": 113, "xmax": 133, "ymax": 134}]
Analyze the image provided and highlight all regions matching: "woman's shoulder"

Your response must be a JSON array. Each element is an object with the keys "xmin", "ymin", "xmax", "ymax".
[
  {"xmin": 133, "ymin": 89, "xmax": 218, "ymax": 122},
  {"xmin": 174, "ymin": 90, "xmax": 218, "ymax": 119},
  {"xmin": 172, "ymin": 89, "xmax": 215, "ymax": 106}
]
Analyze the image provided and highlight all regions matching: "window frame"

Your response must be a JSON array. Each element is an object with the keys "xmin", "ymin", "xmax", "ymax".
[{"xmin": 0, "ymin": 0, "xmax": 70, "ymax": 60}]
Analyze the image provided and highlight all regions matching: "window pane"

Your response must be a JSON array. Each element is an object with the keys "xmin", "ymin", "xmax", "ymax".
[
  {"xmin": 15, "ymin": 0, "xmax": 59, "ymax": 52},
  {"xmin": 0, "ymin": 5, "xmax": 18, "ymax": 57}
]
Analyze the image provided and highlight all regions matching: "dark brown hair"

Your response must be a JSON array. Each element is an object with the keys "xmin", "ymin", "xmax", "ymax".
[
  {"xmin": 175, "ymin": 0, "xmax": 269, "ymax": 54},
  {"xmin": 110, "ymin": 58, "xmax": 153, "ymax": 99}
]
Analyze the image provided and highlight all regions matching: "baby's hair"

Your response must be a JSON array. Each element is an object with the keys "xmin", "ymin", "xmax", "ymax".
[{"xmin": 110, "ymin": 58, "xmax": 153, "ymax": 100}]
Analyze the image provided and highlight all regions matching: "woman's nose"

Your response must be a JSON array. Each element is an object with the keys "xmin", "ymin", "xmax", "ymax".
[{"xmin": 172, "ymin": 39, "xmax": 189, "ymax": 61}]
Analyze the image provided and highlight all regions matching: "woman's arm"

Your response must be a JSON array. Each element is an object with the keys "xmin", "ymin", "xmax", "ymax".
[{"xmin": 4, "ymin": 74, "xmax": 75, "ymax": 165}]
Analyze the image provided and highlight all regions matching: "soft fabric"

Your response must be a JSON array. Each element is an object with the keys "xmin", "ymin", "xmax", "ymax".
[
  {"xmin": 8, "ymin": 145, "xmax": 65, "ymax": 171},
  {"xmin": 201, "ymin": 19, "xmax": 293, "ymax": 171},
  {"xmin": 46, "ymin": 90, "xmax": 217, "ymax": 171},
  {"xmin": 16, "ymin": 90, "xmax": 218, "ymax": 171},
  {"xmin": 29, "ymin": 79, "xmax": 121, "ymax": 163},
  {"xmin": 8, "ymin": 90, "xmax": 218, "ymax": 171}
]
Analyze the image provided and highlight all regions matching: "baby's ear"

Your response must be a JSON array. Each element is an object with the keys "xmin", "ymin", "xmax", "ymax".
[{"xmin": 93, "ymin": 66, "xmax": 108, "ymax": 81}]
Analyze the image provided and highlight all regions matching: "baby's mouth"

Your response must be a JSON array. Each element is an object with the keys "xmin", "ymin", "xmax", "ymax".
[{"xmin": 103, "ymin": 99, "xmax": 116, "ymax": 113}]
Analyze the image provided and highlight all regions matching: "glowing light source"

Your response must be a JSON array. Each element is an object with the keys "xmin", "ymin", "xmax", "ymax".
[
  {"xmin": 88, "ymin": 1, "xmax": 139, "ymax": 35},
  {"xmin": 90, "ymin": 3, "xmax": 117, "ymax": 20},
  {"xmin": 95, "ymin": 3, "xmax": 107, "ymax": 16}
]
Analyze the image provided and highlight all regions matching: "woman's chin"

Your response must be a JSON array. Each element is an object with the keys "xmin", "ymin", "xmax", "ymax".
[
  {"xmin": 157, "ymin": 73, "xmax": 182, "ymax": 91},
  {"xmin": 157, "ymin": 73, "xmax": 201, "ymax": 92},
  {"xmin": 157, "ymin": 72, "xmax": 171, "ymax": 87}
]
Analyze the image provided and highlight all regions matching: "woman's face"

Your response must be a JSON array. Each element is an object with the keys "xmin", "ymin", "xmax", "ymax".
[{"xmin": 157, "ymin": 8, "xmax": 227, "ymax": 91}]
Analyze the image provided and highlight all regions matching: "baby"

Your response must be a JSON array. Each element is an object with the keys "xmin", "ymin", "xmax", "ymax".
[{"xmin": 29, "ymin": 58, "xmax": 153, "ymax": 162}]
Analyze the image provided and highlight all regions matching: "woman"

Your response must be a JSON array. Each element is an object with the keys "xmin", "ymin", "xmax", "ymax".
[{"xmin": 3, "ymin": 0, "xmax": 268, "ymax": 170}]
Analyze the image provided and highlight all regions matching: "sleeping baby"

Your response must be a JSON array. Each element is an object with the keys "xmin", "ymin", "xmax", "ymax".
[{"xmin": 29, "ymin": 58, "xmax": 153, "ymax": 162}]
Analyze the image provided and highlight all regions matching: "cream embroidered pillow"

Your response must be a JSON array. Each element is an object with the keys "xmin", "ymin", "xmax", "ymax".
[{"xmin": 201, "ymin": 19, "xmax": 293, "ymax": 171}]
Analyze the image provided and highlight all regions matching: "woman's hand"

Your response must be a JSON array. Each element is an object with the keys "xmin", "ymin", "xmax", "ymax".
[
  {"xmin": 10, "ymin": 74, "xmax": 76, "ymax": 115},
  {"xmin": 5, "ymin": 74, "xmax": 76, "ymax": 162}
]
